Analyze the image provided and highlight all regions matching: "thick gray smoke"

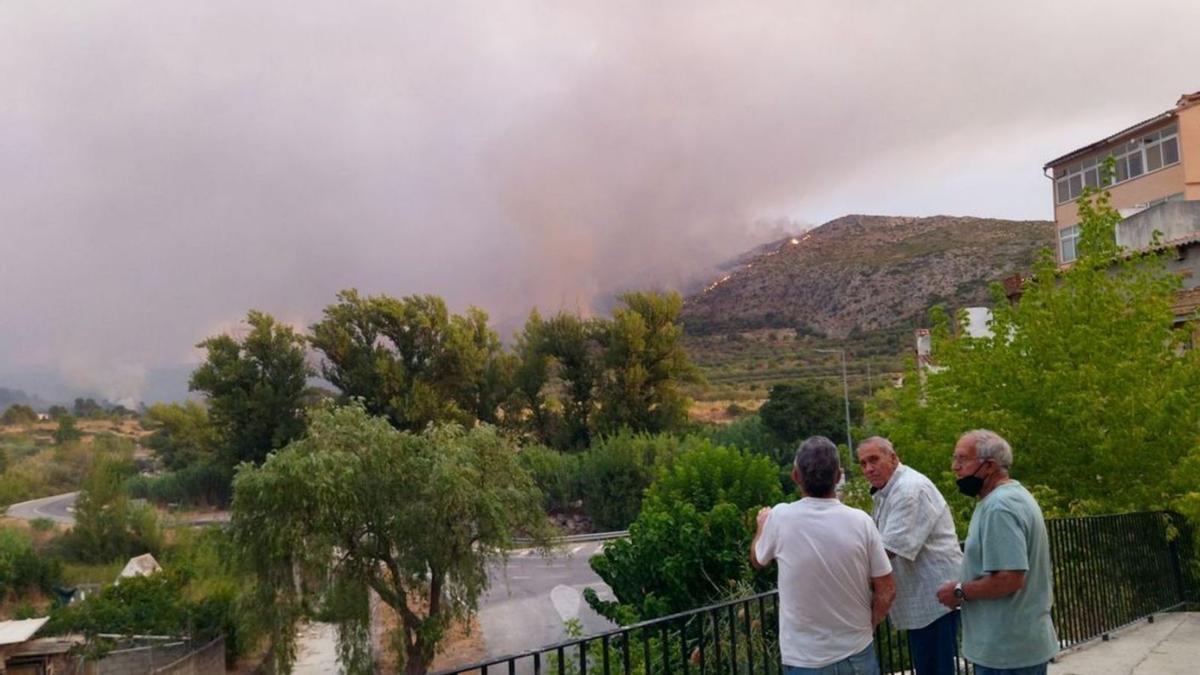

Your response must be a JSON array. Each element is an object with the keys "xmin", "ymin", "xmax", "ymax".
[{"xmin": 2, "ymin": 1, "xmax": 1199, "ymax": 402}]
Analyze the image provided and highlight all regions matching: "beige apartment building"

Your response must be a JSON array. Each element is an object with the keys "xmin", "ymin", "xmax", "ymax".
[{"xmin": 1043, "ymin": 90, "xmax": 1200, "ymax": 322}]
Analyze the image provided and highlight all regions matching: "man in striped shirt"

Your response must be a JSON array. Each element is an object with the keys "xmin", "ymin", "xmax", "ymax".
[{"xmin": 858, "ymin": 437, "xmax": 963, "ymax": 675}]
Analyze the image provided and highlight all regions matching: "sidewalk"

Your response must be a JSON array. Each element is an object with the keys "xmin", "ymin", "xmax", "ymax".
[{"xmin": 1049, "ymin": 612, "xmax": 1200, "ymax": 675}]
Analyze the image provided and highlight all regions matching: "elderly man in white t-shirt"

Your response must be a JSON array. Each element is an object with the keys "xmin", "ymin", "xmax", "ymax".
[
  {"xmin": 752, "ymin": 436, "xmax": 895, "ymax": 675},
  {"xmin": 858, "ymin": 436, "xmax": 963, "ymax": 675}
]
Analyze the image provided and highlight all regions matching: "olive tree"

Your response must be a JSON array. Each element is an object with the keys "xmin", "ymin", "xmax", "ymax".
[{"xmin": 230, "ymin": 405, "xmax": 550, "ymax": 674}]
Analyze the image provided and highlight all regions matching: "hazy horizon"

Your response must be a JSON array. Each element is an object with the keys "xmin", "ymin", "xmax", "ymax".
[{"xmin": 3, "ymin": 1, "xmax": 1200, "ymax": 404}]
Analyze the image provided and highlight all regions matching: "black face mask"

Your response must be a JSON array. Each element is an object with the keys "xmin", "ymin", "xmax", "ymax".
[{"xmin": 956, "ymin": 461, "xmax": 991, "ymax": 497}]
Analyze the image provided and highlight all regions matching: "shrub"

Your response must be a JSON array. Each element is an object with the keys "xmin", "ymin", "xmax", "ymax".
[
  {"xmin": 125, "ymin": 462, "xmax": 232, "ymax": 507},
  {"xmin": 643, "ymin": 441, "xmax": 783, "ymax": 514},
  {"xmin": 0, "ymin": 527, "xmax": 62, "ymax": 600},
  {"xmin": 576, "ymin": 432, "xmax": 682, "ymax": 530},
  {"xmin": 517, "ymin": 445, "xmax": 580, "ymax": 512}
]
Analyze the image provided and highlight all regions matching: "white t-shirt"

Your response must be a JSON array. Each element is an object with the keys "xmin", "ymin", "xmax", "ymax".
[{"xmin": 754, "ymin": 497, "xmax": 892, "ymax": 668}]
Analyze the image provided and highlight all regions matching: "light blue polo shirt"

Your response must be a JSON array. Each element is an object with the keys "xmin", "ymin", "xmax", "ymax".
[{"xmin": 960, "ymin": 481, "xmax": 1058, "ymax": 669}]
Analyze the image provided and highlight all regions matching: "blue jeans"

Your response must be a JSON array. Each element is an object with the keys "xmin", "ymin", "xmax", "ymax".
[
  {"xmin": 973, "ymin": 664, "xmax": 1048, "ymax": 675},
  {"xmin": 906, "ymin": 611, "xmax": 959, "ymax": 675},
  {"xmin": 783, "ymin": 643, "xmax": 880, "ymax": 675}
]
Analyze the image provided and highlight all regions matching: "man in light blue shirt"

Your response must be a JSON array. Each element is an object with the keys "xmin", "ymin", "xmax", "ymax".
[{"xmin": 936, "ymin": 430, "xmax": 1058, "ymax": 675}]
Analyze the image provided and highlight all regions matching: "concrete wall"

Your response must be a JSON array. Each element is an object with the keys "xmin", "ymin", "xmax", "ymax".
[{"xmin": 1115, "ymin": 201, "xmax": 1200, "ymax": 250}]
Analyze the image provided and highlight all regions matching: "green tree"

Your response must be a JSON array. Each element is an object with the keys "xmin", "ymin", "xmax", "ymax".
[
  {"xmin": 594, "ymin": 291, "xmax": 701, "ymax": 436},
  {"xmin": 190, "ymin": 310, "xmax": 312, "ymax": 469},
  {"xmin": 230, "ymin": 405, "xmax": 550, "ymax": 675},
  {"xmin": 53, "ymin": 415, "xmax": 83, "ymax": 444},
  {"xmin": 309, "ymin": 290, "xmax": 512, "ymax": 434},
  {"xmin": 758, "ymin": 382, "xmax": 861, "ymax": 448},
  {"xmin": 65, "ymin": 444, "xmax": 162, "ymax": 563},
  {"xmin": 586, "ymin": 442, "xmax": 782, "ymax": 622},
  {"xmin": 870, "ymin": 161, "xmax": 1200, "ymax": 518},
  {"xmin": 0, "ymin": 404, "xmax": 38, "ymax": 426},
  {"xmin": 73, "ymin": 397, "xmax": 105, "ymax": 419},
  {"xmin": 143, "ymin": 401, "xmax": 220, "ymax": 470},
  {"xmin": 46, "ymin": 405, "xmax": 69, "ymax": 420}
]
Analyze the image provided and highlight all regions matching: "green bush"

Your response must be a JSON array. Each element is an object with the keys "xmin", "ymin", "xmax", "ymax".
[
  {"xmin": 643, "ymin": 441, "xmax": 783, "ymax": 514},
  {"xmin": 0, "ymin": 527, "xmax": 62, "ymax": 600},
  {"xmin": 125, "ymin": 462, "xmax": 232, "ymax": 507},
  {"xmin": 517, "ymin": 445, "xmax": 580, "ymax": 512},
  {"xmin": 577, "ymin": 432, "xmax": 683, "ymax": 530}
]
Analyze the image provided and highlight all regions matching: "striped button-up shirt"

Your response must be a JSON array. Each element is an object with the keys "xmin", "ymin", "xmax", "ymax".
[{"xmin": 870, "ymin": 464, "xmax": 963, "ymax": 630}]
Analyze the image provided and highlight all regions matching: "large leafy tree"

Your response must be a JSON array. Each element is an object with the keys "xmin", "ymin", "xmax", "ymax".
[
  {"xmin": 757, "ymin": 382, "xmax": 862, "ymax": 449},
  {"xmin": 230, "ymin": 405, "xmax": 550, "ymax": 675},
  {"xmin": 309, "ymin": 290, "xmax": 513, "ymax": 433},
  {"xmin": 869, "ymin": 161, "xmax": 1200, "ymax": 518},
  {"xmin": 190, "ymin": 310, "xmax": 312, "ymax": 469},
  {"xmin": 142, "ymin": 401, "xmax": 220, "ymax": 471},
  {"xmin": 595, "ymin": 291, "xmax": 701, "ymax": 436}
]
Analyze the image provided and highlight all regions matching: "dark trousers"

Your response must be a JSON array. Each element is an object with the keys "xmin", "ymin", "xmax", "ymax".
[{"xmin": 906, "ymin": 610, "xmax": 959, "ymax": 675}]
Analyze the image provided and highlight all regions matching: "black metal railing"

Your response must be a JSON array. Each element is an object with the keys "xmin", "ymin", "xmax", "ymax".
[{"xmin": 438, "ymin": 511, "xmax": 1195, "ymax": 675}]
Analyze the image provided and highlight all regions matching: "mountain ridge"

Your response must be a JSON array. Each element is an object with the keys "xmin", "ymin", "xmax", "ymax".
[{"xmin": 681, "ymin": 213, "xmax": 1055, "ymax": 338}]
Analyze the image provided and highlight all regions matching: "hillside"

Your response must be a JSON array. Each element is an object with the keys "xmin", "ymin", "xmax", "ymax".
[{"xmin": 681, "ymin": 214, "xmax": 1055, "ymax": 338}]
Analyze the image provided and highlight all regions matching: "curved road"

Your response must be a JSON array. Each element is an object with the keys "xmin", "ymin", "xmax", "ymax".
[{"xmin": 6, "ymin": 491, "xmax": 78, "ymax": 523}]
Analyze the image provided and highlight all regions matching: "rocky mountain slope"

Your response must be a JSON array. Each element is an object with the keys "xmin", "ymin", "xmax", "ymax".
[{"xmin": 682, "ymin": 214, "xmax": 1055, "ymax": 338}]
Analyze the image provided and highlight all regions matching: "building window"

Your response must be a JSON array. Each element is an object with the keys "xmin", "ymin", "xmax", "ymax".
[
  {"xmin": 1055, "ymin": 123, "xmax": 1180, "ymax": 204},
  {"xmin": 1059, "ymin": 225, "xmax": 1080, "ymax": 263}
]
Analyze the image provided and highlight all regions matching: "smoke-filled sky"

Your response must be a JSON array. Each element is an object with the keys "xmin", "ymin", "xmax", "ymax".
[{"xmin": 3, "ymin": 1, "xmax": 1200, "ymax": 402}]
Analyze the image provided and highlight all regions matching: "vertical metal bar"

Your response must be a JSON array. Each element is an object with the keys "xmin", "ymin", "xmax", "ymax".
[
  {"xmin": 509, "ymin": 658, "xmax": 517, "ymax": 675},
  {"xmin": 697, "ymin": 610, "xmax": 706, "ymax": 675},
  {"xmin": 712, "ymin": 607, "xmax": 723, "ymax": 675},
  {"xmin": 727, "ymin": 603, "xmax": 738, "ymax": 672},
  {"xmin": 558, "ymin": 646, "xmax": 566, "ymax": 675},
  {"xmin": 642, "ymin": 628, "xmax": 651, "ymax": 675},
  {"xmin": 580, "ymin": 640, "xmax": 588, "ymax": 675},
  {"xmin": 662, "ymin": 624, "xmax": 672, "ymax": 675},
  {"xmin": 758, "ymin": 596, "xmax": 770, "ymax": 675},
  {"xmin": 621, "ymin": 629, "xmax": 631, "ymax": 675},
  {"xmin": 743, "ymin": 599, "xmax": 755, "ymax": 675},
  {"xmin": 603, "ymin": 634, "xmax": 611, "ymax": 675},
  {"xmin": 534, "ymin": 651, "xmax": 542, "ymax": 675},
  {"xmin": 679, "ymin": 617, "xmax": 690, "ymax": 675}
]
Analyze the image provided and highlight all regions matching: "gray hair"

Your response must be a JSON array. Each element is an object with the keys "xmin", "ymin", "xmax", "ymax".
[
  {"xmin": 858, "ymin": 436, "xmax": 895, "ymax": 456},
  {"xmin": 963, "ymin": 429, "xmax": 1013, "ymax": 470},
  {"xmin": 794, "ymin": 436, "xmax": 841, "ymax": 497}
]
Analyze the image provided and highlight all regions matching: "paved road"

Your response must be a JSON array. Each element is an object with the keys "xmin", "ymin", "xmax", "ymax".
[
  {"xmin": 478, "ymin": 541, "xmax": 617, "ymax": 662},
  {"xmin": 6, "ymin": 491, "xmax": 78, "ymax": 523}
]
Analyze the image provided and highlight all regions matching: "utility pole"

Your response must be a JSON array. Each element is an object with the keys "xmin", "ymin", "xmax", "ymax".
[{"xmin": 815, "ymin": 348, "xmax": 854, "ymax": 476}]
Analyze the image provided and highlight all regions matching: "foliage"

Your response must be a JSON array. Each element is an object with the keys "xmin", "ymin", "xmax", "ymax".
[
  {"xmin": 0, "ymin": 441, "xmax": 92, "ymax": 509},
  {"xmin": 73, "ymin": 398, "xmax": 106, "ymax": 419},
  {"xmin": 46, "ymin": 405, "xmax": 69, "ymax": 419},
  {"xmin": 1, "ymin": 404, "xmax": 38, "ymax": 426},
  {"xmin": 758, "ymin": 381, "xmax": 861, "ymax": 448},
  {"xmin": 575, "ymin": 431, "xmax": 685, "ymax": 530},
  {"xmin": 587, "ymin": 443, "xmax": 782, "ymax": 622},
  {"xmin": 517, "ymin": 445, "xmax": 581, "ymax": 513},
  {"xmin": 142, "ymin": 401, "xmax": 220, "ymax": 471},
  {"xmin": 0, "ymin": 527, "xmax": 62, "ymax": 601},
  {"xmin": 868, "ymin": 165, "xmax": 1200, "ymax": 519},
  {"xmin": 509, "ymin": 292, "xmax": 700, "ymax": 450},
  {"xmin": 63, "ymin": 443, "xmax": 163, "ymax": 563},
  {"xmin": 53, "ymin": 415, "xmax": 83, "ymax": 444},
  {"xmin": 703, "ymin": 416, "xmax": 785, "ymax": 460},
  {"xmin": 230, "ymin": 404, "xmax": 551, "ymax": 675},
  {"xmin": 593, "ymin": 292, "xmax": 702, "ymax": 436},
  {"xmin": 643, "ymin": 442, "xmax": 783, "ymax": 514},
  {"xmin": 310, "ymin": 290, "xmax": 513, "ymax": 436},
  {"xmin": 125, "ymin": 462, "xmax": 233, "ymax": 507},
  {"xmin": 190, "ymin": 310, "xmax": 312, "ymax": 471}
]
